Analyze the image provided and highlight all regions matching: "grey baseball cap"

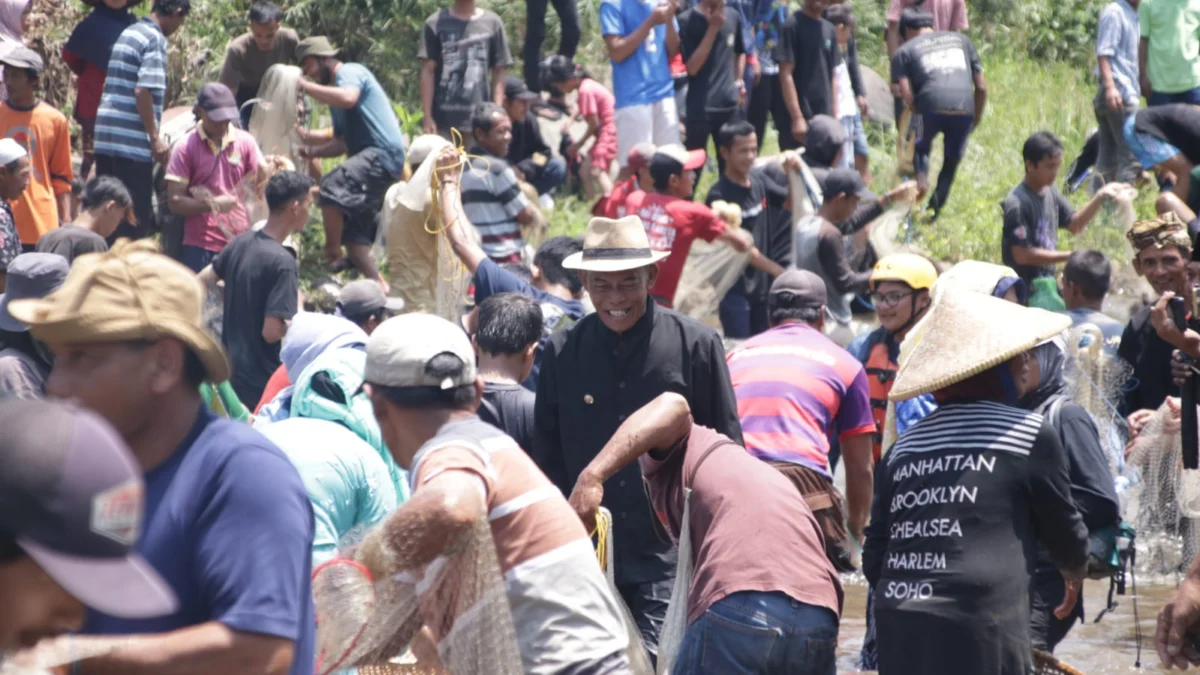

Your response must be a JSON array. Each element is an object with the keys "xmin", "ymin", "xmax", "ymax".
[
  {"xmin": 0, "ymin": 46, "xmax": 44, "ymax": 76},
  {"xmin": 0, "ymin": 400, "xmax": 177, "ymax": 619},
  {"xmin": 769, "ymin": 269, "xmax": 827, "ymax": 307},
  {"xmin": 336, "ymin": 279, "xmax": 405, "ymax": 319},
  {"xmin": 0, "ymin": 253, "xmax": 69, "ymax": 332}
]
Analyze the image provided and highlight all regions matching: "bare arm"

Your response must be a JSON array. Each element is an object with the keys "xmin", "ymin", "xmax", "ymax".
[
  {"xmin": 666, "ymin": 12, "xmax": 681, "ymax": 57},
  {"xmin": 262, "ymin": 316, "xmax": 288, "ymax": 345},
  {"xmin": 421, "ymin": 60, "xmax": 437, "ymax": 131},
  {"xmin": 605, "ymin": 6, "xmax": 671, "ymax": 64},
  {"xmin": 304, "ymin": 137, "xmax": 349, "ymax": 159},
  {"xmin": 1139, "ymin": 37, "xmax": 1151, "ymax": 97},
  {"xmin": 778, "ymin": 61, "xmax": 802, "ymax": 122},
  {"xmin": 55, "ymin": 192, "xmax": 70, "ymax": 225},
  {"xmin": 840, "ymin": 434, "xmax": 873, "ymax": 543},
  {"xmin": 686, "ymin": 24, "xmax": 721, "ymax": 77},
  {"xmin": 1010, "ymin": 246, "xmax": 1070, "ymax": 267},
  {"xmin": 1067, "ymin": 194, "xmax": 1107, "ymax": 235},
  {"xmin": 886, "ymin": 21, "xmax": 900, "ymax": 57},
  {"xmin": 197, "ymin": 264, "xmax": 219, "ymax": 286},
  {"xmin": 298, "ymin": 79, "xmax": 361, "ymax": 110},
  {"xmin": 437, "ymin": 154, "xmax": 487, "ymax": 274},
  {"xmin": 972, "ymin": 72, "xmax": 988, "ymax": 128},
  {"xmin": 166, "ymin": 181, "xmax": 215, "ymax": 217},
  {"xmin": 492, "ymin": 66, "xmax": 506, "ymax": 105},
  {"xmin": 516, "ymin": 206, "xmax": 539, "ymax": 226},
  {"xmin": 77, "ymin": 623, "xmax": 293, "ymax": 675},
  {"xmin": 135, "ymin": 88, "xmax": 158, "ymax": 143}
]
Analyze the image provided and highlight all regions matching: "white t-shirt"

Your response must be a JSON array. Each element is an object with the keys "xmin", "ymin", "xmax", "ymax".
[{"xmin": 834, "ymin": 61, "xmax": 856, "ymax": 119}]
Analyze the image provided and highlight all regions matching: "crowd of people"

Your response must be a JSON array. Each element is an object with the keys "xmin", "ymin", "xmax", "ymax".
[{"xmin": 9, "ymin": 0, "xmax": 1200, "ymax": 673}]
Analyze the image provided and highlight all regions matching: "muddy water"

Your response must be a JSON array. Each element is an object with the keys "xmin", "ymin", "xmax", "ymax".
[{"xmin": 832, "ymin": 574, "xmax": 1181, "ymax": 674}]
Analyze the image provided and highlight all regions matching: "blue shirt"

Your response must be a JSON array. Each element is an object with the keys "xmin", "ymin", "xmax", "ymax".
[
  {"xmin": 82, "ymin": 410, "xmax": 316, "ymax": 675},
  {"xmin": 1096, "ymin": 0, "xmax": 1141, "ymax": 103},
  {"xmin": 473, "ymin": 258, "xmax": 585, "ymax": 391},
  {"xmin": 94, "ymin": 18, "xmax": 167, "ymax": 162},
  {"xmin": 331, "ymin": 62, "xmax": 407, "ymax": 176},
  {"xmin": 1064, "ymin": 307, "xmax": 1124, "ymax": 356},
  {"xmin": 600, "ymin": 0, "xmax": 677, "ymax": 108}
]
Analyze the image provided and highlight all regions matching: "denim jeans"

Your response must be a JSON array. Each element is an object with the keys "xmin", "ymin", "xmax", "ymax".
[
  {"xmin": 1148, "ymin": 87, "xmax": 1200, "ymax": 106},
  {"xmin": 840, "ymin": 113, "xmax": 869, "ymax": 168},
  {"xmin": 180, "ymin": 244, "xmax": 218, "ymax": 274},
  {"xmin": 526, "ymin": 156, "xmax": 568, "ymax": 196},
  {"xmin": 671, "ymin": 591, "xmax": 838, "ymax": 675},
  {"xmin": 718, "ymin": 289, "xmax": 770, "ymax": 339}
]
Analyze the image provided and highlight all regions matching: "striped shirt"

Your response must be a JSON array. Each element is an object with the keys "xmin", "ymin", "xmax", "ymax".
[
  {"xmin": 727, "ymin": 322, "xmax": 874, "ymax": 476},
  {"xmin": 94, "ymin": 17, "xmax": 167, "ymax": 162},
  {"xmin": 888, "ymin": 399, "xmax": 1043, "ymax": 461},
  {"xmin": 410, "ymin": 416, "xmax": 627, "ymax": 674},
  {"xmin": 461, "ymin": 148, "xmax": 530, "ymax": 262}
]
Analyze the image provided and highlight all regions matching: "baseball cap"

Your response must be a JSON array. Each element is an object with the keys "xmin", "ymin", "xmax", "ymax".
[
  {"xmin": 295, "ymin": 36, "xmax": 339, "ymax": 61},
  {"xmin": 8, "ymin": 239, "xmax": 231, "ymax": 383},
  {"xmin": 626, "ymin": 142, "xmax": 657, "ymax": 172},
  {"xmin": 0, "ymin": 46, "xmax": 44, "ymax": 75},
  {"xmin": 336, "ymin": 279, "xmax": 406, "ymax": 319},
  {"xmin": 769, "ymin": 269, "xmax": 827, "ymax": 307},
  {"xmin": 0, "ymin": 399, "xmax": 177, "ymax": 619},
  {"xmin": 824, "ymin": 167, "xmax": 867, "ymax": 200},
  {"xmin": 652, "ymin": 144, "xmax": 707, "ymax": 172},
  {"xmin": 197, "ymin": 82, "xmax": 239, "ymax": 123},
  {"xmin": 0, "ymin": 253, "xmax": 69, "ymax": 332},
  {"xmin": 804, "ymin": 115, "xmax": 846, "ymax": 168},
  {"xmin": 504, "ymin": 76, "xmax": 540, "ymax": 102},
  {"xmin": 0, "ymin": 136, "xmax": 26, "ymax": 165},
  {"xmin": 365, "ymin": 313, "xmax": 476, "ymax": 390}
]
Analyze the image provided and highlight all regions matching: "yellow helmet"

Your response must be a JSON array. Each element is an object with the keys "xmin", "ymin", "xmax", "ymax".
[{"xmin": 870, "ymin": 253, "xmax": 938, "ymax": 291}]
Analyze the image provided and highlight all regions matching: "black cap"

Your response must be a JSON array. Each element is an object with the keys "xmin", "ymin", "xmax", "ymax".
[
  {"xmin": 336, "ymin": 279, "xmax": 406, "ymax": 319},
  {"xmin": 804, "ymin": 115, "xmax": 846, "ymax": 168},
  {"xmin": 197, "ymin": 82, "xmax": 239, "ymax": 122},
  {"xmin": 0, "ymin": 400, "xmax": 177, "ymax": 619},
  {"xmin": 824, "ymin": 167, "xmax": 867, "ymax": 200},
  {"xmin": 504, "ymin": 76, "xmax": 540, "ymax": 102},
  {"xmin": 769, "ymin": 269, "xmax": 827, "ymax": 307}
]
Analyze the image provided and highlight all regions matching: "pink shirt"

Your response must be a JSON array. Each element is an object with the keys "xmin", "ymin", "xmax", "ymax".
[
  {"xmin": 166, "ymin": 126, "xmax": 263, "ymax": 253},
  {"xmin": 887, "ymin": 0, "xmax": 968, "ymax": 30},
  {"xmin": 577, "ymin": 78, "xmax": 618, "ymax": 164}
]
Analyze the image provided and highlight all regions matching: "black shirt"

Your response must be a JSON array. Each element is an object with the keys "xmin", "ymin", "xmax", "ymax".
[
  {"xmin": 533, "ymin": 298, "xmax": 743, "ymax": 585},
  {"xmin": 679, "ymin": 6, "xmax": 745, "ymax": 119},
  {"xmin": 1118, "ymin": 304, "xmax": 1199, "ymax": 414},
  {"xmin": 213, "ymin": 230, "xmax": 299, "ymax": 407},
  {"xmin": 507, "ymin": 113, "xmax": 553, "ymax": 176},
  {"xmin": 705, "ymin": 169, "xmax": 788, "ymax": 300},
  {"xmin": 479, "ymin": 381, "xmax": 537, "ymax": 454},
  {"xmin": 775, "ymin": 12, "xmax": 842, "ymax": 120},
  {"xmin": 1134, "ymin": 103, "xmax": 1200, "ymax": 164},
  {"xmin": 1001, "ymin": 182, "xmax": 1075, "ymax": 284},
  {"xmin": 34, "ymin": 224, "xmax": 108, "ymax": 264},
  {"xmin": 890, "ymin": 31, "xmax": 983, "ymax": 116}
]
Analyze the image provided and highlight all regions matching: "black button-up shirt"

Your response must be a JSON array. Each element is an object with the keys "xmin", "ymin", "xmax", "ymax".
[{"xmin": 533, "ymin": 298, "xmax": 743, "ymax": 585}]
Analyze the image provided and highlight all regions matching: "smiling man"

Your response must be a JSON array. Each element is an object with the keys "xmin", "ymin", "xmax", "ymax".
[{"xmin": 533, "ymin": 214, "xmax": 743, "ymax": 664}]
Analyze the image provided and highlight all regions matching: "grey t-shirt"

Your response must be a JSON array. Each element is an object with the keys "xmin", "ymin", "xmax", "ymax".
[
  {"xmin": 1001, "ymin": 182, "xmax": 1075, "ymax": 283},
  {"xmin": 35, "ymin": 224, "xmax": 109, "ymax": 264},
  {"xmin": 419, "ymin": 9, "xmax": 512, "ymax": 136}
]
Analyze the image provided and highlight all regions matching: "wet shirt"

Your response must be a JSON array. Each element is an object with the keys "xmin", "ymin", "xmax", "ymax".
[
  {"xmin": 679, "ymin": 6, "xmax": 746, "ymax": 119},
  {"xmin": 624, "ymin": 190, "xmax": 727, "ymax": 306},
  {"xmin": 1133, "ymin": 103, "xmax": 1200, "ymax": 164},
  {"xmin": 534, "ymin": 298, "xmax": 743, "ymax": 585},
  {"xmin": 704, "ymin": 170, "xmax": 788, "ymax": 300},
  {"xmin": 1001, "ymin": 182, "xmax": 1075, "ymax": 284},
  {"xmin": 641, "ymin": 424, "xmax": 842, "ymax": 623},
  {"xmin": 727, "ymin": 322, "xmax": 874, "ymax": 476},
  {"xmin": 890, "ymin": 31, "xmax": 983, "ymax": 116},
  {"xmin": 775, "ymin": 12, "xmax": 842, "ymax": 119},
  {"xmin": 863, "ymin": 400, "xmax": 1087, "ymax": 675},
  {"xmin": 419, "ymin": 9, "xmax": 512, "ymax": 135},
  {"xmin": 82, "ymin": 409, "xmax": 316, "ymax": 675}
]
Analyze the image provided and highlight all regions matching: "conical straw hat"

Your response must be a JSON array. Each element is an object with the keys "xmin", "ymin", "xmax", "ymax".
[
  {"xmin": 934, "ymin": 260, "xmax": 1019, "ymax": 297},
  {"xmin": 888, "ymin": 286, "xmax": 1071, "ymax": 401}
]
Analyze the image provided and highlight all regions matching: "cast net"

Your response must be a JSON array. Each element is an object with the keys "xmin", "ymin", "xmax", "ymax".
[
  {"xmin": 248, "ymin": 64, "xmax": 303, "ymax": 160},
  {"xmin": 593, "ymin": 509, "xmax": 655, "ymax": 675},
  {"xmin": 673, "ymin": 200, "xmax": 749, "ymax": 324},
  {"xmin": 1063, "ymin": 324, "xmax": 1136, "ymax": 502},
  {"xmin": 312, "ymin": 516, "xmax": 523, "ymax": 675}
]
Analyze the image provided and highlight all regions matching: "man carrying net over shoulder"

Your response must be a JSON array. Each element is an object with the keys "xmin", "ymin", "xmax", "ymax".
[{"xmin": 313, "ymin": 312, "xmax": 633, "ymax": 675}]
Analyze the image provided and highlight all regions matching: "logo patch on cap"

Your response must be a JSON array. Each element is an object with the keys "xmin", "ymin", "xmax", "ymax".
[{"xmin": 91, "ymin": 480, "xmax": 142, "ymax": 545}]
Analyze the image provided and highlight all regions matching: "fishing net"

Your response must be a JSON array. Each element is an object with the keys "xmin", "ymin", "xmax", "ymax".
[
  {"xmin": 591, "ymin": 509, "xmax": 656, "ymax": 675},
  {"xmin": 656, "ymin": 489, "xmax": 695, "ymax": 675},
  {"xmin": 248, "ymin": 64, "xmax": 304, "ymax": 159},
  {"xmin": 0, "ymin": 636, "xmax": 147, "ymax": 675},
  {"xmin": 1124, "ymin": 399, "xmax": 1200, "ymax": 577},
  {"xmin": 787, "ymin": 152, "xmax": 822, "ymax": 237},
  {"xmin": 312, "ymin": 516, "xmax": 523, "ymax": 675},
  {"xmin": 673, "ymin": 200, "xmax": 749, "ymax": 323}
]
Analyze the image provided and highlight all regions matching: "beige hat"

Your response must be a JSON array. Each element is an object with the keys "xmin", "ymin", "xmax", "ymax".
[
  {"xmin": 888, "ymin": 286, "xmax": 1071, "ymax": 401},
  {"xmin": 562, "ymin": 215, "xmax": 669, "ymax": 272},
  {"xmin": 933, "ymin": 260, "xmax": 1020, "ymax": 297},
  {"xmin": 365, "ymin": 313, "xmax": 476, "ymax": 389},
  {"xmin": 7, "ymin": 239, "xmax": 231, "ymax": 383}
]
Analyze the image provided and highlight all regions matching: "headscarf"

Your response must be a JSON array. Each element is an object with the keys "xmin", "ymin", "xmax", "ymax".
[
  {"xmin": 0, "ymin": 0, "xmax": 26, "ymax": 50},
  {"xmin": 1018, "ymin": 338, "xmax": 1067, "ymax": 412},
  {"xmin": 65, "ymin": 2, "xmax": 137, "ymax": 69},
  {"xmin": 256, "ymin": 313, "xmax": 367, "ymax": 423}
]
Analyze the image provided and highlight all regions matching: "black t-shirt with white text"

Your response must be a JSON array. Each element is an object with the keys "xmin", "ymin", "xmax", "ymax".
[
  {"xmin": 890, "ymin": 31, "xmax": 983, "ymax": 116},
  {"xmin": 775, "ymin": 12, "xmax": 842, "ymax": 120},
  {"xmin": 706, "ymin": 168, "xmax": 789, "ymax": 300},
  {"xmin": 680, "ymin": 6, "xmax": 746, "ymax": 119}
]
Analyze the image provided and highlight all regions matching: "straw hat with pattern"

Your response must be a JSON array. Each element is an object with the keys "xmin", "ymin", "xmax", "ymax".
[
  {"xmin": 888, "ymin": 286, "xmax": 1071, "ymax": 401},
  {"xmin": 562, "ymin": 215, "xmax": 669, "ymax": 272},
  {"xmin": 7, "ymin": 240, "xmax": 231, "ymax": 383}
]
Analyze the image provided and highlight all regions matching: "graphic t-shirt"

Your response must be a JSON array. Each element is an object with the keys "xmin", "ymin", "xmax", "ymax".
[
  {"xmin": 0, "ymin": 102, "xmax": 74, "ymax": 244},
  {"xmin": 890, "ymin": 31, "xmax": 983, "ymax": 116},
  {"xmin": 705, "ymin": 169, "xmax": 788, "ymax": 300},
  {"xmin": 330, "ymin": 63, "xmax": 407, "ymax": 176},
  {"xmin": 419, "ymin": 9, "xmax": 512, "ymax": 136},
  {"xmin": 213, "ymin": 230, "xmax": 300, "ymax": 407},
  {"xmin": 624, "ymin": 190, "xmax": 727, "ymax": 305},
  {"xmin": 1133, "ymin": 103, "xmax": 1200, "ymax": 164},
  {"xmin": 600, "ymin": 0, "xmax": 677, "ymax": 108},
  {"xmin": 754, "ymin": 0, "xmax": 788, "ymax": 76},
  {"xmin": 679, "ymin": 6, "xmax": 745, "ymax": 119},
  {"xmin": 775, "ymin": 12, "xmax": 842, "ymax": 120},
  {"xmin": 0, "ymin": 202, "xmax": 19, "ymax": 271},
  {"xmin": 1001, "ymin": 182, "xmax": 1075, "ymax": 283}
]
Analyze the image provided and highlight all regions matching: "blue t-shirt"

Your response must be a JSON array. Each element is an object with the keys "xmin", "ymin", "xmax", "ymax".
[
  {"xmin": 1064, "ymin": 307, "xmax": 1124, "ymax": 357},
  {"xmin": 331, "ymin": 62, "xmax": 407, "ymax": 176},
  {"xmin": 82, "ymin": 410, "xmax": 316, "ymax": 675},
  {"xmin": 600, "ymin": 0, "xmax": 677, "ymax": 108},
  {"xmin": 473, "ymin": 258, "xmax": 585, "ymax": 391}
]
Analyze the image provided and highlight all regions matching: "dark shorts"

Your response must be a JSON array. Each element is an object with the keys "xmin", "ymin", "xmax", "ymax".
[{"xmin": 319, "ymin": 147, "xmax": 399, "ymax": 246}]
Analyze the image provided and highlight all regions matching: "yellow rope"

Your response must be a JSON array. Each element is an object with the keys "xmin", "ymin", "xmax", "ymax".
[
  {"xmin": 422, "ymin": 128, "xmax": 494, "ymax": 284},
  {"xmin": 592, "ymin": 508, "xmax": 612, "ymax": 573}
]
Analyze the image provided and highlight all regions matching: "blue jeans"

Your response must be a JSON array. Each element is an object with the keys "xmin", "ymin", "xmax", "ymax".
[
  {"xmin": 180, "ymin": 244, "xmax": 218, "ymax": 273},
  {"xmin": 840, "ymin": 113, "xmax": 869, "ymax": 168},
  {"xmin": 719, "ymin": 289, "xmax": 770, "ymax": 339},
  {"xmin": 672, "ymin": 591, "xmax": 838, "ymax": 675},
  {"xmin": 1149, "ymin": 87, "xmax": 1200, "ymax": 106},
  {"xmin": 526, "ymin": 157, "xmax": 568, "ymax": 196}
]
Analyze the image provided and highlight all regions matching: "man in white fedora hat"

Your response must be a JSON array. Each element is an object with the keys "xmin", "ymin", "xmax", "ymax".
[{"xmin": 534, "ymin": 214, "xmax": 743, "ymax": 663}]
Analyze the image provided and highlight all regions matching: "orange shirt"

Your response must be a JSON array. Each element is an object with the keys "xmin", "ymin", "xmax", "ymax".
[{"xmin": 0, "ymin": 102, "xmax": 74, "ymax": 244}]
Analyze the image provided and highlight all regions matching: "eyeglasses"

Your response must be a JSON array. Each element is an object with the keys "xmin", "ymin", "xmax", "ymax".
[{"xmin": 869, "ymin": 291, "xmax": 914, "ymax": 308}]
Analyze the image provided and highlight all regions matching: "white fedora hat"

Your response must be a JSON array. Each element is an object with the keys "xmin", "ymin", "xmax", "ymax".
[
  {"xmin": 889, "ymin": 286, "xmax": 1071, "ymax": 401},
  {"xmin": 562, "ymin": 215, "xmax": 670, "ymax": 273}
]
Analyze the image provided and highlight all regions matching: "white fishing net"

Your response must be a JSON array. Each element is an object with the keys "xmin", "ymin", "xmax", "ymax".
[
  {"xmin": 1063, "ymin": 324, "xmax": 1135, "ymax": 501},
  {"xmin": 673, "ymin": 201, "xmax": 749, "ymax": 323},
  {"xmin": 312, "ymin": 516, "xmax": 523, "ymax": 675},
  {"xmin": 248, "ymin": 64, "xmax": 303, "ymax": 160},
  {"xmin": 594, "ymin": 509, "xmax": 655, "ymax": 675},
  {"xmin": 655, "ymin": 489, "xmax": 695, "ymax": 675}
]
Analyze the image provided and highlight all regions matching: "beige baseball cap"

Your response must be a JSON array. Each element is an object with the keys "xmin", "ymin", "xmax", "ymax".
[{"xmin": 365, "ymin": 313, "xmax": 476, "ymax": 390}]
